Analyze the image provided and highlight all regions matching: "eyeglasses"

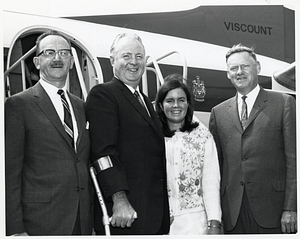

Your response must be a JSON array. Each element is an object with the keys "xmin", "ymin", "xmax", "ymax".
[
  {"xmin": 37, "ymin": 49, "xmax": 72, "ymax": 58},
  {"xmin": 228, "ymin": 64, "xmax": 250, "ymax": 72}
]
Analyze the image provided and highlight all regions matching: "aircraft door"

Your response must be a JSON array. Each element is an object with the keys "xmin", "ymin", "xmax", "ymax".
[{"xmin": 4, "ymin": 29, "xmax": 100, "ymax": 101}]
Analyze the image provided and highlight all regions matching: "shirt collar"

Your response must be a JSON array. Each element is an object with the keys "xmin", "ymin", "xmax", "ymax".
[
  {"xmin": 115, "ymin": 77, "xmax": 141, "ymax": 95},
  {"xmin": 39, "ymin": 78, "xmax": 67, "ymax": 96},
  {"xmin": 125, "ymin": 84, "xmax": 141, "ymax": 95},
  {"xmin": 238, "ymin": 84, "xmax": 260, "ymax": 101}
]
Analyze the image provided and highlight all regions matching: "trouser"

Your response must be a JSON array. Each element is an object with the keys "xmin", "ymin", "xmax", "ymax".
[
  {"xmin": 72, "ymin": 204, "xmax": 81, "ymax": 235},
  {"xmin": 226, "ymin": 189, "xmax": 281, "ymax": 234}
]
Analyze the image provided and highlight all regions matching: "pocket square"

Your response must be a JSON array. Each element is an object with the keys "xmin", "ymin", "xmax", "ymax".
[{"xmin": 86, "ymin": 121, "xmax": 89, "ymax": 129}]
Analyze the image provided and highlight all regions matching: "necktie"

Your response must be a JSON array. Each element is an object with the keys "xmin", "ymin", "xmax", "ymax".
[
  {"xmin": 241, "ymin": 95, "xmax": 248, "ymax": 130},
  {"xmin": 57, "ymin": 89, "xmax": 74, "ymax": 148},
  {"xmin": 134, "ymin": 90, "xmax": 146, "ymax": 109}
]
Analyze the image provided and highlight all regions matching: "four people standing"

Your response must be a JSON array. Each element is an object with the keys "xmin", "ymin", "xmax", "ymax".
[
  {"xmin": 209, "ymin": 44, "xmax": 297, "ymax": 234},
  {"xmin": 5, "ymin": 31, "xmax": 93, "ymax": 236},
  {"xmin": 5, "ymin": 29, "xmax": 296, "ymax": 236}
]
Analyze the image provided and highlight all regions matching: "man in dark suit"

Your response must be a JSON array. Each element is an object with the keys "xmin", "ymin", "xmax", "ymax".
[
  {"xmin": 86, "ymin": 33, "xmax": 170, "ymax": 235},
  {"xmin": 5, "ymin": 30, "xmax": 93, "ymax": 236},
  {"xmin": 209, "ymin": 44, "xmax": 297, "ymax": 234}
]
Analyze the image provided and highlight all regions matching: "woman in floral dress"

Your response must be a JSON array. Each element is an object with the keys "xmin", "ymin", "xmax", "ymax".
[{"xmin": 155, "ymin": 74, "xmax": 222, "ymax": 235}]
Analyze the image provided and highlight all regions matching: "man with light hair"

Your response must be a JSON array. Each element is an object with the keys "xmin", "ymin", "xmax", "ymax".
[{"xmin": 86, "ymin": 33, "xmax": 170, "ymax": 235}]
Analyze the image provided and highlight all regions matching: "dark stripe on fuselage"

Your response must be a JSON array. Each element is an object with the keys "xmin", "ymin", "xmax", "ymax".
[{"xmin": 66, "ymin": 5, "xmax": 294, "ymax": 63}]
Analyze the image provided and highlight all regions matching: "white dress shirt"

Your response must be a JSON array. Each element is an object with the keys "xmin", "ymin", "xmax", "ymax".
[
  {"xmin": 39, "ymin": 79, "xmax": 78, "ymax": 148},
  {"xmin": 237, "ymin": 84, "xmax": 260, "ymax": 120}
]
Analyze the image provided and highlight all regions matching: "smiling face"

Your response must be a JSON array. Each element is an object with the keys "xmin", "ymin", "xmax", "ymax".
[
  {"xmin": 227, "ymin": 51, "xmax": 261, "ymax": 95},
  {"xmin": 110, "ymin": 36, "xmax": 146, "ymax": 88},
  {"xmin": 33, "ymin": 35, "xmax": 74, "ymax": 88},
  {"xmin": 161, "ymin": 87, "xmax": 188, "ymax": 131}
]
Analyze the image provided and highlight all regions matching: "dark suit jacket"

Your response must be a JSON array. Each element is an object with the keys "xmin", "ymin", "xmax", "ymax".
[
  {"xmin": 5, "ymin": 82, "xmax": 93, "ymax": 236},
  {"xmin": 209, "ymin": 87, "xmax": 296, "ymax": 231},
  {"xmin": 86, "ymin": 77, "xmax": 170, "ymax": 235}
]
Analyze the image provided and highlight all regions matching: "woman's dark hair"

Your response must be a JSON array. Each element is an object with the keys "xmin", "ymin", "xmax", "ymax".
[{"xmin": 155, "ymin": 74, "xmax": 199, "ymax": 137}]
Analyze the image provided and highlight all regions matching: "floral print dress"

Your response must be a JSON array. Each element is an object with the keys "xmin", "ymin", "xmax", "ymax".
[{"xmin": 165, "ymin": 121, "xmax": 221, "ymax": 234}]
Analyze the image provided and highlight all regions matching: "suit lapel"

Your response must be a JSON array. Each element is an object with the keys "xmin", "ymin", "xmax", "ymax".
[
  {"xmin": 68, "ymin": 93, "xmax": 83, "ymax": 149},
  {"xmin": 227, "ymin": 95, "xmax": 243, "ymax": 133},
  {"xmin": 142, "ymin": 92, "xmax": 165, "ymax": 140},
  {"xmin": 113, "ymin": 78, "xmax": 164, "ymax": 142},
  {"xmin": 124, "ymin": 89, "xmax": 149, "ymax": 119},
  {"xmin": 33, "ymin": 82, "xmax": 76, "ymax": 151},
  {"xmin": 245, "ymin": 87, "xmax": 268, "ymax": 129},
  {"xmin": 228, "ymin": 87, "xmax": 268, "ymax": 132}
]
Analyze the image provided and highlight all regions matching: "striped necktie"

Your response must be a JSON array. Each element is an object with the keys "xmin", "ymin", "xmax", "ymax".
[
  {"xmin": 134, "ymin": 90, "xmax": 146, "ymax": 109},
  {"xmin": 241, "ymin": 95, "xmax": 248, "ymax": 130},
  {"xmin": 57, "ymin": 89, "xmax": 74, "ymax": 148}
]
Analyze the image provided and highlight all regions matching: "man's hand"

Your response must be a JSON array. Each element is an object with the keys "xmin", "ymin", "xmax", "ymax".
[
  {"xmin": 281, "ymin": 210, "xmax": 297, "ymax": 233},
  {"xmin": 111, "ymin": 191, "xmax": 137, "ymax": 228}
]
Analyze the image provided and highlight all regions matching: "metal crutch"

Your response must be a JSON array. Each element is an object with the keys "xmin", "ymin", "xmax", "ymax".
[{"xmin": 89, "ymin": 167, "xmax": 111, "ymax": 235}]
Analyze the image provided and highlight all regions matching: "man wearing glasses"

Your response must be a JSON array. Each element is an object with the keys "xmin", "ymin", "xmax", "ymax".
[{"xmin": 5, "ymin": 30, "xmax": 93, "ymax": 236}]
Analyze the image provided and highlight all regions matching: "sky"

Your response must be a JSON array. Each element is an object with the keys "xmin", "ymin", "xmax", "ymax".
[{"xmin": 3, "ymin": 0, "xmax": 298, "ymax": 17}]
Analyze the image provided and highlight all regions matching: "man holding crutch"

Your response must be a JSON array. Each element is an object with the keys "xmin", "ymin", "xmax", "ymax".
[{"xmin": 86, "ymin": 33, "xmax": 170, "ymax": 235}]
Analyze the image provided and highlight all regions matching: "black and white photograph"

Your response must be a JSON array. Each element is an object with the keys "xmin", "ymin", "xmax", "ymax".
[{"xmin": 2, "ymin": 0, "xmax": 298, "ymax": 238}]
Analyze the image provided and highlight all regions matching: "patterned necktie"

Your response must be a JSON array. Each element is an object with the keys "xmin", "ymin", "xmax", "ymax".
[
  {"xmin": 134, "ymin": 90, "xmax": 146, "ymax": 109},
  {"xmin": 241, "ymin": 95, "xmax": 248, "ymax": 130},
  {"xmin": 57, "ymin": 89, "xmax": 74, "ymax": 148}
]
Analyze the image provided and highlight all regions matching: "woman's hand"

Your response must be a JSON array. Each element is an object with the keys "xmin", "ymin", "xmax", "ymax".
[{"xmin": 207, "ymin": 220, "xmax": 223, "ymax": 235}]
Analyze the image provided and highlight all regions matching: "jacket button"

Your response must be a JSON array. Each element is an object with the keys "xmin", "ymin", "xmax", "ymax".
[
  {"xmin": 75, "ymin": 187, "xmax": 79, "ymax": 191},
  {"xmin": 242, "ymin": 157, "xmax": 247, "ymax": 161},
  {"xmin": 240, "ymin": 181, "xmax": 244, "ymax": 186}
]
